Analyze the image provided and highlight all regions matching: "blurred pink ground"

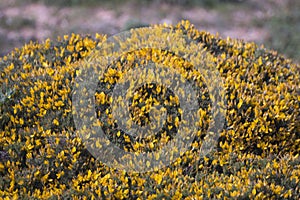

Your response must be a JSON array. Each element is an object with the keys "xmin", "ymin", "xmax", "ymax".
[{"xmin": 0, "ymin": 0, "xmax": 295, "ymax": 56}]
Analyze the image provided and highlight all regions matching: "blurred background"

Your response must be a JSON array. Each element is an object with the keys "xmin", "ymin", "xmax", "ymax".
[{"xmin": 0, "ymin": 0, "xmax": 299, "ymax": 62}]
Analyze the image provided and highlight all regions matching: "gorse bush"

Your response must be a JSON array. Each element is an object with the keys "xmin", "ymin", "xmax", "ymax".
[{"xmin": 0, "ymin": 21, "xmax": 299, "ymax": 199}]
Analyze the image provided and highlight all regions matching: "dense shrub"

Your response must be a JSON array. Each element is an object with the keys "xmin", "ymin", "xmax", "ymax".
[{"xmin": 0, "ymin": 21, "xmax": 299, "ymax": 199}]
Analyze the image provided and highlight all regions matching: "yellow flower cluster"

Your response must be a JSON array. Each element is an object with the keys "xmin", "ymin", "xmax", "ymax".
[{"xmin": 0, "ymin": 21, "xmax": 299, "ymax": 199}]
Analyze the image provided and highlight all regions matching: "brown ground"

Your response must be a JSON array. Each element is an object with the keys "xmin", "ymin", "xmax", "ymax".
[{"xmin": 0, "ymin": 0, "xmax": 296, "ymax": 57}]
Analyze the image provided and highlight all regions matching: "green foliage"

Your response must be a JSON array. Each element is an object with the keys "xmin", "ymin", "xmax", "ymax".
[{"xmin": 265, "ymin": 1, "xmax": 300, "ymax": 62}]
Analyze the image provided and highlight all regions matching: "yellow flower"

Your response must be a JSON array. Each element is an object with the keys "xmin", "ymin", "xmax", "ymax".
[{"xmin": 53, "ymin": 119, "xmax": 60, "ymax": 126}]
